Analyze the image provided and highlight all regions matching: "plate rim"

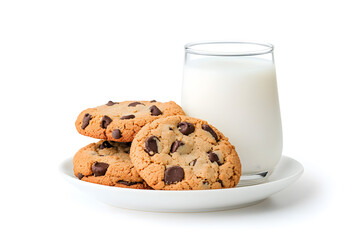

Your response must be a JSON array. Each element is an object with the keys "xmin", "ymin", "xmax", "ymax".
[{"xmin": 59, "ymin": 155, "xmax": 304, "ymax": 194}]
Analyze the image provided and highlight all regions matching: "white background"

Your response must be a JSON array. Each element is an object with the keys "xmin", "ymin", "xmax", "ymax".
[{"xmin": 1, "ymin": 0, "xmax": 359, "ymax": 239}]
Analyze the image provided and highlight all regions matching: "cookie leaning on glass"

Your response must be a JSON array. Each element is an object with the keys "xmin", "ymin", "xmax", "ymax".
[
  {"xmin": 130, "ymin": 115, "xmax": 242, "ymax": 190},
  {"xmin": 75, "ymin": 100, "xmax": 185, "ymax": 142}
]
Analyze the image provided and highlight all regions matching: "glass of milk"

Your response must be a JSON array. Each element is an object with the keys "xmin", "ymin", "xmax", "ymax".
[{"xmin": 182, "ymin": 41, "xmax": 282, "ymax": 185}]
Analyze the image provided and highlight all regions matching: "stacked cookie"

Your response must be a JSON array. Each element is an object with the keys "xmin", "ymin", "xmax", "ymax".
[{"xmin": 74, "ymin": 100, "xmax": 241, "ymax": 190}]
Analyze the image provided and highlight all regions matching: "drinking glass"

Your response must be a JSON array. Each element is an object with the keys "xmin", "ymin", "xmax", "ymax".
[{"xmin": 182, "ymin": 41, "xmax": 283, "ymax": 185}]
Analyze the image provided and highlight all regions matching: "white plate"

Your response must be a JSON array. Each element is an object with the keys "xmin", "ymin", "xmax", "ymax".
[{"xmin": 60, "ymin": 155, "xmax": 303, "ymax": 212}]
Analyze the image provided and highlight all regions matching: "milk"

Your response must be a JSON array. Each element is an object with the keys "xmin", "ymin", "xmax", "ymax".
[{"xmin": 182, "ymin": 57, "xmax": 282, "ymax": 176}]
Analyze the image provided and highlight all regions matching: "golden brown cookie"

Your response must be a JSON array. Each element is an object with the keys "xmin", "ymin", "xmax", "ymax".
[
  {"xmin": 75, "ymin": 100, "xmax": 185, "ymax": 142},
  {"xmin": 130, "ymin": 116, "xmax": 241, "ymax": 190},
  {"xmin": 73, "ymin": 140, "xmax": 151, "ymax": 189}
]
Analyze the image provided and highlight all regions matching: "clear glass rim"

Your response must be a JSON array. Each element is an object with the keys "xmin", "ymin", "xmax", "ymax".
[{"xmin": 184, "ymin": 41, "xmax": 274, "ymax": 56}]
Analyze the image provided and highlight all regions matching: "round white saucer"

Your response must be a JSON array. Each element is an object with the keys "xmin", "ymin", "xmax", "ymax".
[{"xmin": 60, "ymin": 155, "xmax": 303, "ymax": 212}]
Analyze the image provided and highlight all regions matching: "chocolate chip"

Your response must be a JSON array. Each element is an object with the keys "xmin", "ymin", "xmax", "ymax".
[
  {"xmin": 77, "ymin": 173, "xmax": 84, "ymax": 179},
  {"xmin": 218, "ymin": 179, "xmax": 224, "ymax": 187},
  {"xmin": 164, "ymin": 166, "xmax": 184, "ymax": 184},
  {"xmin": 112, "ymin": 129, "xmax": 122, "ymax": 139},
  {"xmin": 116, "ymin": 180, "xmax": 139, "ymax": 186},
  {"xmin": 202, "ymin": 124, "xmax": 218, "ymax": 141},
  {"xmin": 208, "ymin": 151, "xmax": 222, "ymax": 165},
  {"xmin": 106, "ymin": 101, "xmax": 117, "ymax": 106},
  {"xmin": 189, "ymin": 159, "xmax": 197, "ymax": 166},
  {"xmin": 170, "ymin": 140, "xmax": 184, "ymax": 153},
  {"xmin": 144, "ymin": 136, "xmax": 160, "ymax": 156},
  {"xmin": 169, "ymin": 127, "xmax": 173, "ymax": 130},
  {"xmin": 128, "ymin": 102, "xmax": 144, "ymax": 107},
  {"xmin": 81, "ymin": 113, "xmax": 92, "ymax": 129},
  {"xmin": 203, "ymin": 180, "xmax": 209, "ymax": 186},
  {"xmin": 150, "ymin": 100, "xmax": 157, "ymax": 102},
  {"xmin": 100, "ymin": 115, "xmax": 112, "ymax": 129},
  {"xmin": 149, "ymin": 105, "xmax": 162, "ymax": 116},
  {"xmin": 92, "ymin": 162, "xmax": 109, "ymax": 176},
  {"xmin": 120, "ymin": 114, "xmax": 135, "ymax": 120},
  {"xmin": 99, "ymin": 141, "xmax": 113, "ymax": 149},
  {"xmin": 177, "ymin": 122, "xmax": 195, "ymax": 135}
]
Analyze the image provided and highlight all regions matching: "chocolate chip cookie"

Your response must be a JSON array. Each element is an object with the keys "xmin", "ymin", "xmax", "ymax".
[
  {"xmin": 75, "ymin": 100, "xmax": 185, "ymax": 142},
  {"xmin": 73, "ymin": 140, "xmax": 150, "ymax": 189},
  {"xmin": 130, "ymin": 116, "xmax": 241, "ymax": 190}
]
